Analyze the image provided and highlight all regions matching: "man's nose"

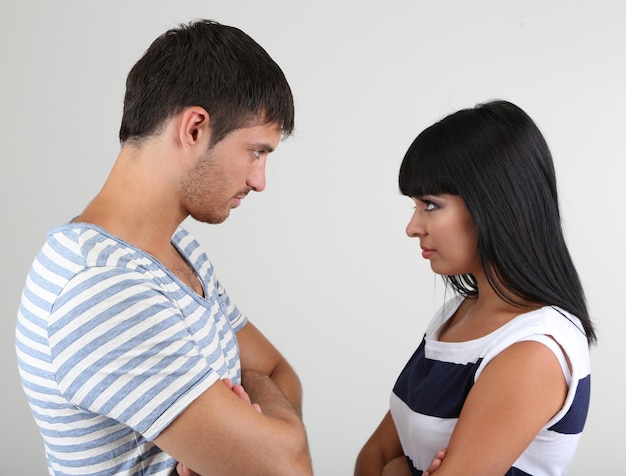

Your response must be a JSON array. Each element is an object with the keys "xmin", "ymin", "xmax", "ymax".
[{"xmin": 247, "ymin": 158, "xmax": 267, "ymax": 192}]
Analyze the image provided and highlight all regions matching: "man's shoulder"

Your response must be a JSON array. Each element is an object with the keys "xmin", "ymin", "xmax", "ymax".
[
  {"xmin": 34, "ymin": 223, "xmax": 172, "ymax": 289},
  {"xmin": 44, "ymin": 223, "xmax": 147, "ymax": 265}
]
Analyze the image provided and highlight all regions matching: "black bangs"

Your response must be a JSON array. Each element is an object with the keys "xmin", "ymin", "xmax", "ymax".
[
  {"xmin": 398, "ymin": 121, "xmax": 461, "ymax": 198},
  {"xmin": 397, "ymin": 99, "xmax": 596, "ymax": 344}
]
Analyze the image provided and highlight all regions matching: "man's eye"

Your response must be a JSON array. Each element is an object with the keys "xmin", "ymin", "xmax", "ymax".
[{"xmin": 252, "ymin": 150, "xmax": 261, "ymax": 159}]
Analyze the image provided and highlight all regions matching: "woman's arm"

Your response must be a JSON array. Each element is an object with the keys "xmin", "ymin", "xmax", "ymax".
[
  {"xmin": 355, "ymin": 411, "xmax": 405, "ymax": 476},
  {"xmin": 432, "ymin": 340, "xmax": 569, "ymax": 475}
]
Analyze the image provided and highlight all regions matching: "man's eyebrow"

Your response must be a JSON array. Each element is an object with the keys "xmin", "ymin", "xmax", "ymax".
[{"xmin": 254, "ymin": 142, "xmax": 276, "ymax": 153}]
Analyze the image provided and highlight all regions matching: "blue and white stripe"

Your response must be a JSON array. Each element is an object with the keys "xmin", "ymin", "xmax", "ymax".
[{"xmin": 16, "ymin": 224, "xmax": 246, "ymax": 475}]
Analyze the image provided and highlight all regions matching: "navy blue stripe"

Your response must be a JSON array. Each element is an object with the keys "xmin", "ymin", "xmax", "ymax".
[
  {"xmin": 506, "ymin": 467, "xmax": 532, "ymax": 475},
  {"xmin": 410, "ymin": 459, "xmax": 531, "ymax": 475},
  {"xmin": 548, "ymin": 374, "xmax": 590, "ymax": 434},
  {"xmin": 393, "ymin": 338, "xmax": 480, "ymax": 418},
  {"xmin": 407, "ymin": 455, "xmax": 423, "ymax": 475}
]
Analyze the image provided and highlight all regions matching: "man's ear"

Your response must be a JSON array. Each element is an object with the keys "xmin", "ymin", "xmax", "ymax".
[{"xmin": 178, "ymin": 106, "xmax": 211, "ymax": 151}]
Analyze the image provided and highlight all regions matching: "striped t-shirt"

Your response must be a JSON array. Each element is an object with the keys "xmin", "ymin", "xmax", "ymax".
[
  {"xmin": 16, "ymin": 223, "xmax": 247, "ymax": 475},
  {"xmin": 390, "ymin": 297, "xmax": 591, "ymax": 476}
]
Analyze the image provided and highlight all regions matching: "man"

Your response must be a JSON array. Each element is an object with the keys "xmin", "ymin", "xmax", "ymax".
[{"xmin": 16, "ymin": 19, "xmax": 312, "ymax": 475}]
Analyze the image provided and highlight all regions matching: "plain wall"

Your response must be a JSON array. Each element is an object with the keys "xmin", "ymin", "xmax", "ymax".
[{"xmin": 2, "ymin": 1, "xmax": 624, "ymax": 474}]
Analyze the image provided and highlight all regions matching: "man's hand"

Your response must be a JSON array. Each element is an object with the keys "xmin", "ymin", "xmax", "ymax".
[
  {"xmin": 175, "ymin": 378, "xmax": 262, "ymax": 476},
  {"xmin": 423, "ymin": 448, "xmax": 447, "ymax": 476}
]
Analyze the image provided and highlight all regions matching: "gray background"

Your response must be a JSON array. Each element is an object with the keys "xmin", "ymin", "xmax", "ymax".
[{"xmin": 2, "ymin": 1, "xmax": 624, "ymax": 474}]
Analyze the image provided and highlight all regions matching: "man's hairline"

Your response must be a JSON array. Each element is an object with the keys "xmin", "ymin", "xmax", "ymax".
[{"xmin": 121, "ymin": 108, "xmax": 290, "ymax": 149}]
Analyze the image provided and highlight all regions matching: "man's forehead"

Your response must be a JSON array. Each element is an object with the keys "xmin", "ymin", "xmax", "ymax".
[{"xmin": 230, "ymin": 121, "xmax": 282, "ymax": 148}]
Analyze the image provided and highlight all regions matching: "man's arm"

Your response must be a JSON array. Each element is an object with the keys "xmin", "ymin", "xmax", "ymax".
[
  {"xmin": 154, "ymin": 374, "xmax": 311, "ymax": 475},
  {"xmin": 157, "ymin": 321, "xmax": 312, "ymax": 475},
  {"xmin": 236, "ymin": 322, "xmax": 304, "ymax": 416}
]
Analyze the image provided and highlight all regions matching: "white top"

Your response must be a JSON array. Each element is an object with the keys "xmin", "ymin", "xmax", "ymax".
[{"xmin": 390, "ymin": 297, "xmax": 591, "ymax": 475}]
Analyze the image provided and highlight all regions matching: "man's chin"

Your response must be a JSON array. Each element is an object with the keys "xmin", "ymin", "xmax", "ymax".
[{"xmin": 191, "ymin": 210, "xmax": 230, "ymax": 225}]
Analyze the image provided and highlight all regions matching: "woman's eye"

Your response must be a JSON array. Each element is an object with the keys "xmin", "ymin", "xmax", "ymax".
[{"xmin": 424, "ymin": 200, "xmax": 437, "ymax": 211}]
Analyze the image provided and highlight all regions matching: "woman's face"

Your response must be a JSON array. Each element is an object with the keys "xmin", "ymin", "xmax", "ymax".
[{"xmin": 405, "ymin": 194, "xmax": 480, "ymax": 276}]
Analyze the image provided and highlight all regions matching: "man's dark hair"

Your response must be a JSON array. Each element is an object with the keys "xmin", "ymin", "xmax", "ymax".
[{"xmin": 119, "ymin": 19, "xmax": 294, "ymax": 146}]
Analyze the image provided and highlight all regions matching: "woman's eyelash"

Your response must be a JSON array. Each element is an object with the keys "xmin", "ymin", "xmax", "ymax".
[{"xmin": 421, "ymin": 199, "xmax": 440, "ymax": 211}]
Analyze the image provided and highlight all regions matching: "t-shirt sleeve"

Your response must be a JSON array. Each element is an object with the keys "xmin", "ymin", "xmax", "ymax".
[{"xmin": 48, "ymin": 267, "xmax": 220, "ymax": 441}]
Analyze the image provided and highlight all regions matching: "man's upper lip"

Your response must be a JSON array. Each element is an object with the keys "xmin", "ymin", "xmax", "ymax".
[{"xmin": 421, "ymin": 246, "xmax": 435, "ymax": 251}]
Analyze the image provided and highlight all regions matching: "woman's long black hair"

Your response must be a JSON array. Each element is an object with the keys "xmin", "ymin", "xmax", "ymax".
[{"xmin": 399, "ymin": 100, "xmax": 596, "ymax": 344}]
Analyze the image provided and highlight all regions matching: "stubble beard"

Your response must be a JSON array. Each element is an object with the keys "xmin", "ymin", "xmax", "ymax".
[{"xmin": 181, "ymin": 151, "xmax": 231, "ymax": 225}]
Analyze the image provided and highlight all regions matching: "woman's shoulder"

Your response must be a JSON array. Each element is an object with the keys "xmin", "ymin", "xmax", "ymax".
[
  {"xmin": 506, "ymin": 306, "xmax": 588, "ymax": 346},
  {"xmin": 481, "ymin": 306, "xmax": 591, "ymax": 376}
]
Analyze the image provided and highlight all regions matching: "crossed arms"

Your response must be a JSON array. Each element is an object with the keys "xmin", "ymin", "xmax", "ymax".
[
  {"xmin": 154, "ymin": 322, "xmax": 313, "ymax": 475},
  {"xmin": 355, "ymin": 340, "xmax": 568, "ymax": 475}
]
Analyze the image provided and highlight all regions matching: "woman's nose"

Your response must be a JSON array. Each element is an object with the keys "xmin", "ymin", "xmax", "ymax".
[{"xmin": 406, "ymin": 213, "xmax": 425, "ymax": 238}]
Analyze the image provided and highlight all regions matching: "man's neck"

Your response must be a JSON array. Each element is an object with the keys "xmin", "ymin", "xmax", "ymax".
[{"xmin": 74, "ymin": 144, "xmax": 187, "ymax": 257}]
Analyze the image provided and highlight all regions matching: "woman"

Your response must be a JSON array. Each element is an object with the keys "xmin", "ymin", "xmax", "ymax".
[{"xmin": 355, "ymin": 100, "xmax": 595, "ymax": 476}]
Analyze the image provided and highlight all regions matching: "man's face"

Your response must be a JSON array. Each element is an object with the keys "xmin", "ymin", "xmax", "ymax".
[{"xmin": 181, "ymin": 121, "xmax": 281, "ymax": 224}]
